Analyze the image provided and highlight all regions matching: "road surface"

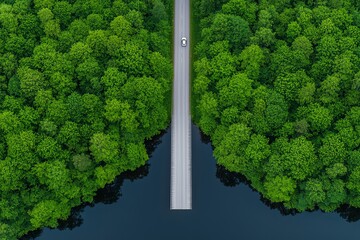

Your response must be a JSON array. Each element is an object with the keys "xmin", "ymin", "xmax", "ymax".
[{"xmin": 171, "ymin": 0, "xmax": 191, "ymax": 210}]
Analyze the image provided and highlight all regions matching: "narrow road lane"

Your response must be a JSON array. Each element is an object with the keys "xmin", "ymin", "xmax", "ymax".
[{"xmin": 171, "ymin": 0, "xmax": 191, "ymax": 210}]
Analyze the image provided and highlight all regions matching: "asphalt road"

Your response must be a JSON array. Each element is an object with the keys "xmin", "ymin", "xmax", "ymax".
[{"xmin": 170, "ymin": 0, "xmax": 191, "ymax": 210}]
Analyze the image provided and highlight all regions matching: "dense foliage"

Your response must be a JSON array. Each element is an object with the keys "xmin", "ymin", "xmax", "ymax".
[
  {"xmin": 193, "ymin": 0, "xmax": 360, "ymax": 212},
  {"xmin": 0, "ymin": 0, "xmax": 172, "ymax": 238}
]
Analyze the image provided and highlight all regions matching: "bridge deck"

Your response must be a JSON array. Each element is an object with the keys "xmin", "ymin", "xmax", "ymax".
[{"xmin": 170, "ymin": 0, "xmax": 191, "ymax": 210}]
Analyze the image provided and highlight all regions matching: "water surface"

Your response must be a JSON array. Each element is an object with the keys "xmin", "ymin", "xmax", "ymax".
[{"xmin": 26, "ymin": 124, "xmax": 360, "ymax": 240}]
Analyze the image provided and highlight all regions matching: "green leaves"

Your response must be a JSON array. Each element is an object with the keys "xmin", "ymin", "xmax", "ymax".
[
  {"xmin": 94, "ymin": 165, "xmax": 119, "ymax": 188},
  {"xmin": 274, "ymin": 70, "xmax": 311, "ymax": 102},
  {"xmin": 85, "ymin": 30, "xmax": 108, "ymax": 58},
  {"xmin": 319, "ymin": 179, "xmax": 346, "ymax": 212},
  {"xmin": 251, "ymin": 27, "xmax": 276, "ymax": 47},
  {"xmin": 90, "ymin": 133, "xmax": 119, "ymax": 164},
  {"xmin": 104, "ymin": 99, "xmax": 122, "ymax": 122},
  {"xmin": 305, "ymin": 179, "xmax": 326, "ymax": 205},
  {"xmin": 347, "ymin": 166, "xmax": 360, "ymax": 207},
  {"xmin": 53, "ymin": 1, "xmax": 72, "ymax": 27},
  {"xmin": 211, "ymin": 52, "xmax": 236, "ymax": 81},
  {"xmin": 86, "ymin": 14, "xmax": 106, "ymax": 30},
  {"xmin": 0, "ymin": 159, "xmax": 24, "ymax": 192},
  {"xmin": 118, "ymin": 42, "xmax": 147, "ymax": 76},
  {"xmin": 121, "ymin": 76, "xmax": 167, "ymax": 138},
  {"xmin": 221, "ymin": 0, "xmax": 257, "ymax": 25},
  {"xmin": 0, "ymin": 111, "xmax": 22, "ymax": 134},
  {"xmin": 76, "ymin": 57, "xmax": 101, "ymax": 82},
  {"xmin": 72, "ymin": 154, "xmax": 92, "ymax": 172},
  {"xmin": 29, "ymin": 200, "xmax": 69, "ymax": 229},
  {"xmin": 69, "ymin": 42, "xmax": 92, "ymax": 65},
  {"xmin": 17, "ymin": 66, "xmax": 46, "ymax": 99},
  {"xmin": 149, "ymin": 51, "xmax": 172, "ymax": 80},
  {"xmin": 125, "ymin": 142, "xmax": 148, "ymax": 170},
  {"xmin": 265, "ymin": 137, "xmax": 317, "ymax": 181},
  {"xmin": 69, "ymin": 19, "xmax": 90, "ymax": 42},
  {"xmin": 317, "ymin": 35, "xmax": 338, "ymax": 59},
  {"xmin": 285, "ymin": 137, "xmax": 318, "ymax": 181},
  {"xmin": 36, "ymin": 136, "xmax": 61, "ymax": 160},
  {"xmin": 264, "ymin": 176, "xmax": 296, "ymax": 203},
  {"xmin": 104, "ymin": 99, "xmax": 139, "ymax": 135},
  {"xmin": 297, "ymin": 82, "xmax": 315, "ymax": 105},
  {"xmin": 0, "ymin": 11, "xmax": 18, "ymax": 33},
  {"xmin": 6, "ymin": 131, "xmax": 37, "ymax": 171},
  {"xmin": 192, "ymin": 0, "xmax": 360, "ymax": 214},
  {"xmin": 307, "ymin": 103, "xmax": 333, "ymax": 132},
  {"xmin": 0, "ymin": 0, "xmax": 173, "ymax": 237},
  {"xmin": 218, "ymin": 73, "xmax": 253, "ymax": 110},
  {"xmin": 286, "ymin": 22, "xmax": 302, "ymax": 41},
  {"xmin": 265, "ymin": 90, "xmax": 288, "ymax": 130},
  {"xmin": 101, "ymin": 67, "xmax": 126, "ymax": 98},
  {"xmin": 34, "ymin": 160, "xmax": 70, "ymax": 191},
  {"xmin": 46, "ymin": 99, "xmax": 70, "ymax": 125},
  {"xmin": 239, "ymin": 44, "xmax": 264, "ymax": 80},
  {"xmin": 210, "ymin": 13, "xmax": 251, "ymax": 50},
  {"xmin": 245, "ymin": 134, "xmax": 270, "ymax": 170},
  {"xmin": 213, "ymin": 123, "xmax": 251, "ymax": 159},
  {"xmin": 37, "ymin": 8, "xmax": 54, "ymax": 24},
  {"xmin": 110, "ymin": 15, "xmax": 132, "ymax": 38},
  {"xmin": 197, "ymin": 92, "xmax": 219, "ymax": 135},
  {"xmin": 319, "ymin": 133, "xmax": 347, "ymax": 167},
  {"xmin": 326, "ymin": 163, "xmax": 347, "ymax": 179}
]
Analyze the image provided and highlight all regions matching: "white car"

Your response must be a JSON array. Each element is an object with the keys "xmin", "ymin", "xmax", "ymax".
[{"xmin": 181, "ymin": 37, "xmax": 187, "ymax": 47}]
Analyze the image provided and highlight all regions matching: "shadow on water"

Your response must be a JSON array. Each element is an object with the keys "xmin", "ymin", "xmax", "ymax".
[
  {"xmin": 21, "ymin": 128, "xmax": 167, "ymax": 240},
  {"xmin": 337, "ymin": 205, "xmax": 360, "ymax": 222},
  {"xmin": 216, "ymin": 164, "xmax": 249, "ymax": 187}
]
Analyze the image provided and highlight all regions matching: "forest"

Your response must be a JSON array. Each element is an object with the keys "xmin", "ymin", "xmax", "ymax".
[
  {"xmin": 0, "ymin": 0, "xmax": 172, "ymax": 239},
  {"xmin": 193, "ymin": 0, "xmax": 360, "ymax": 213}
]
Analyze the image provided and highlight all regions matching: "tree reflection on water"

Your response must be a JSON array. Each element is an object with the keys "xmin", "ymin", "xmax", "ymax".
[{"xmin": 337, "ymin": 205, "xmax": 360, "ymax": 223}]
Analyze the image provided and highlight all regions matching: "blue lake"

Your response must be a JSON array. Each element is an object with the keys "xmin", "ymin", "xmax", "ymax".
[{"xmin": 24, "ymin": 124, "xmax": 360, "ymax": 240}]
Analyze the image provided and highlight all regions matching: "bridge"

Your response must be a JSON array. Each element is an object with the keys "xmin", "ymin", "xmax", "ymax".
[{"xmin": 170, "ymin": 0, "xmax": 191, "ymax": 210}]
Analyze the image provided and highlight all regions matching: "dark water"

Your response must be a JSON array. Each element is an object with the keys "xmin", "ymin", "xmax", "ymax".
[{"xmin": 24, "ymin": 124, "xmax": 360, "ymax": 240}]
